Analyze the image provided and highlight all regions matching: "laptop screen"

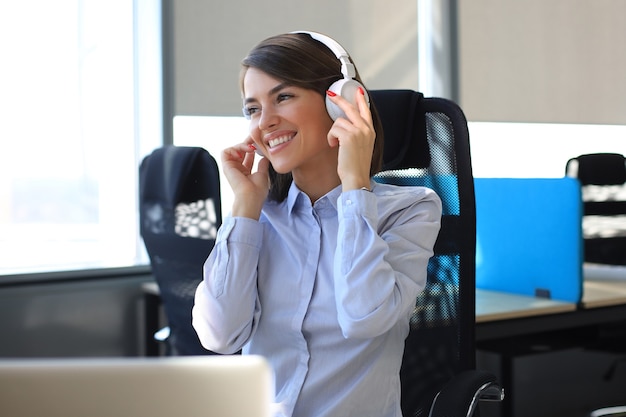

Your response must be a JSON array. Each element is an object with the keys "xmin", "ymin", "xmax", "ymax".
[{"xmin": 0, "ymin": 355, "xmax": 274, "ymax": 417}]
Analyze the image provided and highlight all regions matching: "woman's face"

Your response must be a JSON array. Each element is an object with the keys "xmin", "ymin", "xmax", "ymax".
[{"xmin": 242, "ymin": 67, "xmax": 336, "ymax": 175}]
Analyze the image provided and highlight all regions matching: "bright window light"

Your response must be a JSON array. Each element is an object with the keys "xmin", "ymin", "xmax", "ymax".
[
  {"xmin": 173, "ymin": 116, "xmax": 250, "ymax": 215},
  {"xmin": 173, "ymin": 118, "xmax": 626, "ymax": 213},
  {"xmin": 469, "ymin": 122, "xmax": 626, "ymax": 178},
  {"xmin": 0, "ymin": 0, "xmax": 162, "ymax": 275}
]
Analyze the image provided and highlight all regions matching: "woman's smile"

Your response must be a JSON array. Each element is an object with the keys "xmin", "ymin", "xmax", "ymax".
[
  {"xmin": 243, "ymin": 67, "xmax": 335, "ymax": 176},
  {"xmin": 266, "ymin": 132, "xmax": 297, "ymax": 151}
]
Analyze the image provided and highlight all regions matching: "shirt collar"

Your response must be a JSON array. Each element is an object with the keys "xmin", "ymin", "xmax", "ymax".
[{"xmin": 286, "ymin": 182, "xmax": 343, "ymax": 213}]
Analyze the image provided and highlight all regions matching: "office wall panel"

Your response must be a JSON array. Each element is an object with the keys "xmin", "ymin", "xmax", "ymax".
[
  {"xmin": 171, "ymin": 0, "xmax": 419, "ymax": 116},
  {"xmin": 459, "ymin": 0, "xmax": 626, "ymax": 124}
]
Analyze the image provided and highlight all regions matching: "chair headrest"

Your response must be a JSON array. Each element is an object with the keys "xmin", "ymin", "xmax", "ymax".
[
  {"xmin": 370, "ymin": 90, "xmax": 431, "ymax": 171},
  {"xmin": 571, "ymin": 153, "xmax": 626, "ymax": 185},
  {"xmin": 139, "ymin": 145, "xmax": 220, "ymax": 206}
]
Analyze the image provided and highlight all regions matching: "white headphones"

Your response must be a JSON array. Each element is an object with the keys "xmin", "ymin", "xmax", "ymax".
[
  {"xmin": 292, "ymin": 31, "xmax": 370, "ymax": 121},
  {"xmin": 246, "ymin": 31, "xmax": 369, "ymax": 155}
]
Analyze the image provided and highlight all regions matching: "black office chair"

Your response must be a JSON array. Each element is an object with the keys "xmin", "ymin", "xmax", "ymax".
[
  {"xmin": 139, "ymin": 145, "xmax": 222, "ymax": 355},
  {"xmin": 565, "ymin": 153, "xmax": 626, "ymax": 265},
  {"xmin": 370, "ymin": 90, "xmax": 503, "ymax": 417},
  {"xmin": 565, "ymin": 153, "xmax": 626, "ymax": 417}
]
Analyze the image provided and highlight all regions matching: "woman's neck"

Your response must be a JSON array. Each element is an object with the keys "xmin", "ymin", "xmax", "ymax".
[{"xmin": 292, "ymin": 167, "xmax": 341, "ymax": 203}]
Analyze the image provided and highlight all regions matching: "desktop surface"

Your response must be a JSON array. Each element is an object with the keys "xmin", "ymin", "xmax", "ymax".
[{"xmin": 476, "ymin": 288, "xmax": 576, "ymax": 323}]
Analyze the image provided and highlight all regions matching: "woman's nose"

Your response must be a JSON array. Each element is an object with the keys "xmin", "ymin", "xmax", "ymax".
[{"xmin": 258, "ymin": 107, "xmax": 279, "ymax": 131}]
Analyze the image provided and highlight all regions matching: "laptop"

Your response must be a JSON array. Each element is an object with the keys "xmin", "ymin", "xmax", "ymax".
[
  {"xmin": 474, "ymin": 177, "xmax": 584, "ymax": 303},
  {"xmin": 0, "ymin": 355, "xmax": 274, "ymax": 417}
]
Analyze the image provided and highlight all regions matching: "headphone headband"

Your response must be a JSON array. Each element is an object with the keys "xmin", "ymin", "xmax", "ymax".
[{"xmin": 291, "ymin": 30, "xmax": 356, "ymax": 79}]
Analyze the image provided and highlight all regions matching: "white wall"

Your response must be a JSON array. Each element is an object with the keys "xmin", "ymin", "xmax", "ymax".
[
  {"xmin": 171, "ymin": 0, "xmax": 419, "ymax": 117},
  {"xmin": 459, "ymin": 0, "xmax": 626, "ymax": 125}
]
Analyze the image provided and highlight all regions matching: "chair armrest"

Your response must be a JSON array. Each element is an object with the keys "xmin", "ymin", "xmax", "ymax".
[{"xmin": 429, "ymin": 370, "xmax": 504, "ymax": 417}]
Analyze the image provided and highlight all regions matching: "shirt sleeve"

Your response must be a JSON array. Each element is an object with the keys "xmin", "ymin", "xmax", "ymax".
[
  {"xmin": 192, "ymin": 216, "xmax": 263, "ymax": 353},
  {"xmin": 334, "ymin": 187, "xmax": 442, "ymax": 339}
]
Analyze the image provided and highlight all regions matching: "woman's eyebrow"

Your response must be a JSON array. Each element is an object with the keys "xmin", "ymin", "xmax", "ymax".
[{"xmin": 243, "ymin": 82, "xmax": 291, "ymax": 104}]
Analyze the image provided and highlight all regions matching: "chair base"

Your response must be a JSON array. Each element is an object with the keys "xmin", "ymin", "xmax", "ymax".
[{"xmin": 590, "ymin": 406, "xmax": 626, "ymax": 417}]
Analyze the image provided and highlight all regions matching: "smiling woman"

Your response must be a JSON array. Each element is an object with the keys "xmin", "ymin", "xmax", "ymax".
[
  {"xmin": 0, "ymin": 0, "xmax": 162, "ymax": 276},
  {"xmin": 192, "ymin": 31, "xmax": 442, "ymax": 417}
]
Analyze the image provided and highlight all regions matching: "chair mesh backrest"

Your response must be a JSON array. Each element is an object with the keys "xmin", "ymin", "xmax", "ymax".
[
  {"xmin": 370, "ymin": 90, "xmax": 476, "ymax": 417},
  {"xmin": 139, "ymin": 145, "xmax": 222, "ymax": 355},
  {"xmin": 565, "ymin": 153, "xmax": 626, "ymax": 265}
]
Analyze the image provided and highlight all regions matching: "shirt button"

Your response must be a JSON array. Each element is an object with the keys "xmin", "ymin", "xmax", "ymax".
[{"xmin": 346, "ymin": 199, "xmax": 353, "ymax": 205}]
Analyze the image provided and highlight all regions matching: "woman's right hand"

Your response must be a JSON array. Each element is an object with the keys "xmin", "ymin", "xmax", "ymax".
[{"xmin": 221, "ymin": 140, "xmax": 270, "ymax": 219}]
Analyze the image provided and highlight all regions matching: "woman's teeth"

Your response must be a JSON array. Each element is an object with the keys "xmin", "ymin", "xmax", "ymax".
[{"xmin": 268, "ymin": 135, "xmax": 293, "ymax": 148}]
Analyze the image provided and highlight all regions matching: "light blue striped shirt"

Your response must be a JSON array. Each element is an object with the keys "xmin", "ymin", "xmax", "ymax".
[{"xmin": 193, "ymin": 181, "xmax": 441, "ymax": 417}]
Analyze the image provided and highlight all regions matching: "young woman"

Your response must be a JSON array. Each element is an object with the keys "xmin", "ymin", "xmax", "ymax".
[{"xmin": 193, "ymin": 31, "xmax": 442, "ymax": 417}]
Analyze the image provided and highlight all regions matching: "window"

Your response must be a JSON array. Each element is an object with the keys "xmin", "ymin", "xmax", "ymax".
[
  {"xmin": 0, "ymin": 0, "xmax": 162, "ymax": 276},
  {"xmin": 468, "ymin": 122, "xmax": 626, "ymax": 178},
  {"xmin": 173, "ymin": 116, "xmax": 249, "ymax": 215}
]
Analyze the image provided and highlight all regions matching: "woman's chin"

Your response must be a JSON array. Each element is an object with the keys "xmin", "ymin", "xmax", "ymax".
[{"xmin": 269, "ymin": 161, "xmax": 293, "ymax": 175}]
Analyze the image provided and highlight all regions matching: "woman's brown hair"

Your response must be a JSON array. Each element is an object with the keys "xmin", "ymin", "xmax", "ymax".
[{"xmin": 240, "ymin": 32, "xmax": 384, "ymax": 202}]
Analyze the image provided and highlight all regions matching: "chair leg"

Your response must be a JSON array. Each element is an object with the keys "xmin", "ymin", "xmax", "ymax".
[
  {"xmin": 499, "ymin": 353, "xmax": 514, "ymax": 417},
  {"xmin": 143, "ymin": 291, "xmax": 162, "ymax": 356}
]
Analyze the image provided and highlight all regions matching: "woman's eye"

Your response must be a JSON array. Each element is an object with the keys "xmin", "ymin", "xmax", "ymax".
[
  {"xmin": 243, "ymin": 106, "xmax": 260, "ymax": 118},
  {"xmin": 277, "ymin": 93, "xmax": 293, "ymax": 103}
]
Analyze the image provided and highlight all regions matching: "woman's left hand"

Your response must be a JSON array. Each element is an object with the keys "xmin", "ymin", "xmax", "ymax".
[{"xmin": 326, "ymin": 87, "xmax": 376, "ymax": 191}]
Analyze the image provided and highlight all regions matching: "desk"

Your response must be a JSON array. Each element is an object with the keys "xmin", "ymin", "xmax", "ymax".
[
  {"xmin": 142, "ymin": 279, "xmax": 626, "ymax": 416},
  {"xmin": 476, "ymin": 289, "xmax": 576, "ymax": 323},
  {"xmin": 144, "ymin": 280, "xmax": 626, "ymax": 345},
  {"xmin": 476, "ymin": 280, "xmax": 626, "ymax": 341},
  {"xmin": 581, "ymin": 279, "xmax": 626, "ymax": 308},
  {"xmin": 476, "ymin": 279, "xmax": 626, "ymax": 417}
]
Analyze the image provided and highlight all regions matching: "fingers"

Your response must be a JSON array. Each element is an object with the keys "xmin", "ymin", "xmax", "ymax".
[
  {"xmin": 222, "ymin": 139, "xmax": 255, "ymax": 160},
  {"xmin": 355, "ymin": 87, "xmax": 373, "ymax": 125},
  {"xmin": 256, "ymin": 155, "xmax": 270, "ymax": 177},
  {"xmin": 221, "ymin": 146, "xmax": 244, "ymax": 165},
  {"xmin": 220, "ymin": 139, "xmax": 270, "ymax": 217},
  {"xmin": 326, "ymin": 88, "xmax": 375, "ymax": 188},
  {"xmin": 326, "ymin": 87, "xmax": 375, "ymax": 147},
  {"xmin": 221, "ymin": 140, "xmax": 260, "ymax": 180},
  {"xmin": 326, "ymin": 87, "xmax": 372, "ymax": 125}
]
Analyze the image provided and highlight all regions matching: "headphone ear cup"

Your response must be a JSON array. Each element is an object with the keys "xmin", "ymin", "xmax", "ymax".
[{"xmin": 325, "ymin": 78, "xmax": 370, "ymax": 121}]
